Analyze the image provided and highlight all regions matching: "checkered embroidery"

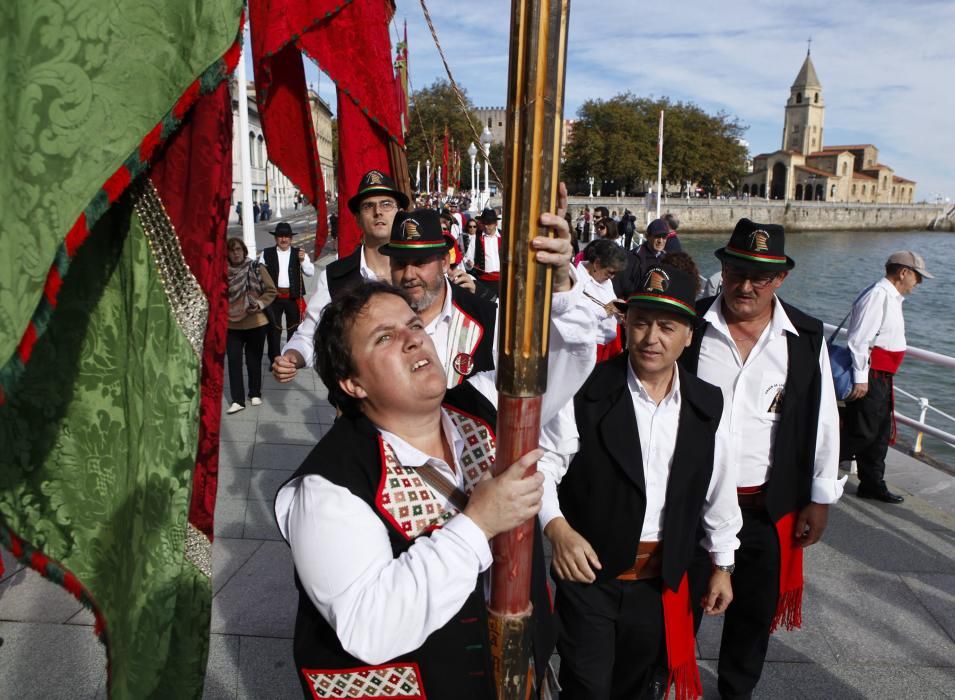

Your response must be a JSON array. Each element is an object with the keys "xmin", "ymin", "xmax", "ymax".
[
  {"xmin": 445, "ymin": 408, "xmax": 496, "ymax": 494},
  {"xmin": 303, "ymin": 663, "xmax": 424, "ymax": 698},
  {"xmin": 379, "ymin": 442, "xmax": 453, "ymax": 538}
]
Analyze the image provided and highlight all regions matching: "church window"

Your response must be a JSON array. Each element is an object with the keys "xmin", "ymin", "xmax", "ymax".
[
  {"xmin": 487, "ymin": 118, "xmax": 492, "ymax": 128},
  {"xmin": 892, "ymin": 186, "xmax": 896, "ymax": 196},
  {"xmin": 811, "ymin": 138, "xmax": 816, "ymax": 148},
  {"xmin": 852, "ymin": 184, "xmax": 857, "ymax": 195},
  {"xmin": 796, "ymin": 92, "xmax": 802, "ymax": 103},
  {"xmin": 814, "ymin": 93, "xmax": 819, "ymax": 103},
  {"xmin": 842, "ymin": 163, "xmax": 848, "ymax": 176}
]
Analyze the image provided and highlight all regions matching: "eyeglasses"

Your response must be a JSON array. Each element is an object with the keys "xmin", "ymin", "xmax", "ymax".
[
  {"xmin": 467, "ymin": 224, "xmax": 478, "ymax": 230},
  {"xmin": 722, "ymin": 267, "xmax": 779, "ymax": 289},
  {"xmin": 360, "ymin": 199, "xmax": 397, "ymax": 214}
]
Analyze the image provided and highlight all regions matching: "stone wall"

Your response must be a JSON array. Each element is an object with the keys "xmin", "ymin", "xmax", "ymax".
[{"xmin": 557, "ymin": 198, "xmax": 944, "ymax": 233}]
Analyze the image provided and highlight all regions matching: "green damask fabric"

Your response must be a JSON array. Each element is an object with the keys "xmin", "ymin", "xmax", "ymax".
[
  {"xmin": 0, "ymin": 194, "xmax": 209, "ymax": 698},
  {"xmin": 0, "ymin": 0, "xmax": 241, "ymax": 368}
]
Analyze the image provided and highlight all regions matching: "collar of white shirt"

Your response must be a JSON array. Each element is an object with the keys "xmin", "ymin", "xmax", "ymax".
[
  {"xmin": 626, "ymin": 358, "xmax": 681, "ymax": 408},
  {"xmin": 704, "ymin": 294, "xmax": 799, "ymax": 342},
  {"xmin": 358, "ymin": 245, "xmax": 381, "ymax": 281},
  {"xmin": 375, "ymin": 409, "xmax": 466, "ymax": 478},
  {"xmin": 876, "ymin": 276, "xmax": 904, "ymax": 302},
  {"xmin": 424, "ymin": 279, "xmax": 455, "ymax": 336}
]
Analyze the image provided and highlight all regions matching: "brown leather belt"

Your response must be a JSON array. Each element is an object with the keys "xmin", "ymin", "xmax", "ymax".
[
  {"xmin": 616, "ymin": 541, "xmax": 663, "ymax": 581},
  {"xmin": 737, "ymin": 484, "xmax": 767, "ymax": 510}
]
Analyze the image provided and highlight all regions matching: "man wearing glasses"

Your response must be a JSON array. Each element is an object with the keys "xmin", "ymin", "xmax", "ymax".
[
  {"xmin": 841, "ymin": 251, "xmax": 932, "ymax": 504},
  {"xmin": 273, "ymin": 170, "xmax": 408, "ymax": 381},
  {"xmin": 680, "ymin": 218, "xmax": 843, "ymax": 699}
]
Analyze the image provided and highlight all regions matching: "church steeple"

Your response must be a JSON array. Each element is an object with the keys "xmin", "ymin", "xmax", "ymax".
[{"xmin": 782, "ymin": 49, "xmax": 825, "ymax": 154}]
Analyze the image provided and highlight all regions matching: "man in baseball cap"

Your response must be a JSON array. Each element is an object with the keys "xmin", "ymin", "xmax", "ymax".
[{"xmin": 841, "ymin": 250, "xmax": 932, "ymax": 504}]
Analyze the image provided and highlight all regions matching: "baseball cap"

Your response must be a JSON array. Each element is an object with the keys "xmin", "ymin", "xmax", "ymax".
[{"xmin": 886, "ymin": 251, "xmax": 933, "ymax": 279}]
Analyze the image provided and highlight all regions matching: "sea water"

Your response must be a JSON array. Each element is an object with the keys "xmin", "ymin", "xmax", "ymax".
[{"xmin": 680, "ymin": 230, "xmax": 955, "ymax": 460}]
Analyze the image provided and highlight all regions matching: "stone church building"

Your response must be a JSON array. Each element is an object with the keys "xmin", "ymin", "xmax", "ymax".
[{"xmin": 741, "ymin": 53, "xmax": 916, "ymax": 203}]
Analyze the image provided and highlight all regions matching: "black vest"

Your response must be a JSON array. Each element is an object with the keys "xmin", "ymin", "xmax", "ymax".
[
  {"xmin": 473, "ymin": 234, "xmax": 499, "ymax": 273},
  {"xmin": 326, "ymin": 246, "xmax": 365, "ymax": 300},
  {"xmin": 558, "ymin": 355, "xmax": 724, "ymax": 591},
  {"xmin": 262, "ymin": 246, "xmax": 304, "ymax": 298},
  {"xmin": 680, "ymin": 296, "xmax": 823, "ymax": 521},
  {"xmin": 449, "ymin": 284, "xmax": 497, "ymax": 378},
  {"xmin": 281, "ymin": 382, "xmax": 555, "ymax": 699}
]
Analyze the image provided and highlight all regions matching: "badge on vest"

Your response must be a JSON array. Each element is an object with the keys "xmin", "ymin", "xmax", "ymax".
[{"xmin": 453, "ymin": 352, "xmax": 474, "ymax": 377}]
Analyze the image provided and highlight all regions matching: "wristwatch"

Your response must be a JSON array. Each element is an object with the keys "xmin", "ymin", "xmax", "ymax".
[{"xmin": 714, "ymin": 563, "xmax": 736, "ymax": 575}]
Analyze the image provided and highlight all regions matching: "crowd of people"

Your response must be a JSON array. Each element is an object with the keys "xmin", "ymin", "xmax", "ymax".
[{"xmin": 219, "ymin": 168, "xmax": 930, "ymax": 700}]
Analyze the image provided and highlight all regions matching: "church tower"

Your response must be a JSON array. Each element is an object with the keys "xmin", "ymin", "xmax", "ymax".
[{"xmin": 782, "ymin": 50, "xmax": 825, "ymax": 154}]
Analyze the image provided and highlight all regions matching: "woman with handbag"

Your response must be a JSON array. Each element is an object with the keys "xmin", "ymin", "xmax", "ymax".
[{"xmin": 226, "ymin": 237, "xmax": 277, "ymax": 415}]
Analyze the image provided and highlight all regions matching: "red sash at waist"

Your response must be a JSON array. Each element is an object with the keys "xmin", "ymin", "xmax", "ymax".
[{"xmin": 870, "ymin": 347, "xmax": 905, "ymax": 374}]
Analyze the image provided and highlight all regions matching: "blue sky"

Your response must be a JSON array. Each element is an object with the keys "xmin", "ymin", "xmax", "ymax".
[{"xmin": 288, "ymin": 0, "xmax": 954, "ymax": 202}]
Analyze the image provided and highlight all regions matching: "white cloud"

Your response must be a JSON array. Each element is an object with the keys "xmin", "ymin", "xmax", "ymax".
[{"xmin": 391, "ymin": 0, "xmax": 954, "ymax": 199}]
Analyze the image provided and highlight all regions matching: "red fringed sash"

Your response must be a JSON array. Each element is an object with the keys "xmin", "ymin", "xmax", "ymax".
[
  {"xmin": 662, "ymin": 573, "xmax": 703, "ymax": 700},
  {"xmin": 771, "ymin": 511, "xmax": 804, "ymax": 632}
]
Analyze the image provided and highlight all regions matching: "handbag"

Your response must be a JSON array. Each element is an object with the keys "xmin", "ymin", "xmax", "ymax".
[{"xmin": 827, "ymin": 311, "xmax": 854, "ymax": 401}]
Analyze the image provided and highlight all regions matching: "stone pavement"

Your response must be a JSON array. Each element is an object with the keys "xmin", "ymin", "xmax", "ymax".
[{"xmin": 2, "ymin": 254, "xmax": 955, "ymax": 697}]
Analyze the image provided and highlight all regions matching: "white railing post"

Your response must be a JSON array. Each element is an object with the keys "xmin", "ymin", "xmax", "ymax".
[{"xmin": 913, "ymin": 397, "xmax": 930, "ymax": 455}]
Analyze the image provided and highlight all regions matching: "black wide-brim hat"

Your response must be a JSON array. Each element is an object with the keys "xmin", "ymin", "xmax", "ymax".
[
  {"xmin": 347, "ymin": 169, "xmax": 411, "ymax": 214},
  {"xmin": 269, "ymin": 222, "xmax": 295, "ymax": 236},
  {"xmin": 478, "ymin": 207, "xmax": 498, "ymax": 224},
  {"xmin": 613, "ymin": 263, "xmax": 697, "ymax": 321},
  {"xmin": 715, "ymin": 218, "xmax": 795, "ymax": 272},
  {"xmin": 380, "ymin": 209, "xmax": 454, "ymax": 259}
]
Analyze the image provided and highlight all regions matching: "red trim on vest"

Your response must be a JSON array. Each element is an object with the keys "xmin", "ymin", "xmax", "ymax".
[
  {"xmin": 870, "ymin": 347, "xmax": 905, "ymax": 374},
  {"xmin": 771, "ymin": 511, "xmax": 803, "ymax": 633},
  {"xmin": 662, "ymin": 573, "xmax": 703, "ymax": 700}
]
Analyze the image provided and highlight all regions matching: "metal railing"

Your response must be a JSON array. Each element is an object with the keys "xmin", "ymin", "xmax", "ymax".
[{"xmin": 825, "ymin": 323, "xmax": 955, "ymax": 453}]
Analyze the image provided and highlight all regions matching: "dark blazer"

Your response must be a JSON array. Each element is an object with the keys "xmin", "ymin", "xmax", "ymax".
[{"xmin": 558, "ymin": 354, "xmax": 724, "ymax": 591}]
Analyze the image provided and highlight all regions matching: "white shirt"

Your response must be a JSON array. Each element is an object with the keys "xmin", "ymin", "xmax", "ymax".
[
  {"xmin": 470, "ymin": 231, "xmax": 501, "ymax": 274},
  {"xmin": 847, "ymin": 277, "xmax": 905, "ymax": 383},
  {"xmin": 258, "ymin": 246, "xmax": 315, "ymax": 288},
  {"xmin": 283, "ymin": 247, "xmax": 380, "ymax": 368},
  {"xmin": 538, "ymin": 364, "xmax": 741, "ymax": 566},
  {"xmin": 426, "ymin": 280, "xmax": 500, "ymax": 387},
  {"xmin": 696, "ymin": 295, "xmax": 845, "ymax": 504},
  {"xmin": 576, "ymin": 262, "xmax": 620, "ymax": 344},
  {"xmin": 274, "ymin": 277, "xmax": 596, "ymax": 665}
]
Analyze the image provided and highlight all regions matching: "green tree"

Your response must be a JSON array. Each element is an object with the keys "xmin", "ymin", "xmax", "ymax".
[
  {"xmin": 563, "ymin": 93, "xmax": 748, "ymax": 195},
  {"xmin": 405, "ymin": 79, "xmax": 484, "ymax": 192}
]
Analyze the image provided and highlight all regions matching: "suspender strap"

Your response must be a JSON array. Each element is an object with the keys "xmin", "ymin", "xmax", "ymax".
[{"xmin": 415, "ymin": 465, "xmax": 470, "ymax": 513}]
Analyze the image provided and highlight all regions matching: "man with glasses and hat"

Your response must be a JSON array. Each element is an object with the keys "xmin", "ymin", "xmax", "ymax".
[
  {"xmin": 679, "ymin": 218, "xmax": 844, "ymax": 699},
  {"xmin": 539, "ymin": 262, "xmax": 741, "ymax": 699},
  {"xmin": 259, "ymin": 221, "xmax": 315, "ymax": 366},
  {"xmin": 273, "ymin": 169, "xmax": 408, "ymax": 382},
  {"xmin": 382, "ymin": 209, "xmax": 497, "ymax": 387},
  {"xmin": 841, "ymin": 250, "xmax": 933, "ymax": 504}
]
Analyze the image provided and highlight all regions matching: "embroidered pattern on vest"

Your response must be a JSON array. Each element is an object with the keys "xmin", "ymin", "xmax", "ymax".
[
  {"xmin": 302, "ymin": 662, "xmax": 425, "ymax": 699},
  {"xmin": 443, "ymin": 305, "xmax": 484, "ymax": 388},
  {"xmin": 376, "ymin": 409, "xmax": 496, "ymax": 539},
  {"xmin": 379, "ymin": 443, "xmax": 454, "ymax": 537}
]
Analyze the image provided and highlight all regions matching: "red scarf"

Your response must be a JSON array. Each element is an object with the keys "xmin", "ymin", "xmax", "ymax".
[
  {"xmin": 662, "ymin": 574, "xmax": 703, "ymax": 700},
  {"xmin": 770, "ymin": 511, "xmax": 803, "ymax": 632}
]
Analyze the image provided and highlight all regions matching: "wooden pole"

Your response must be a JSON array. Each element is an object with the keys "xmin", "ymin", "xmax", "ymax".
[{"xmin": 490, "ymin": 1, "xmax": 570, "ymax": 697}]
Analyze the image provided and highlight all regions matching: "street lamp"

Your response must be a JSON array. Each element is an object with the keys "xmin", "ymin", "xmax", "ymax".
[
  {"xmin": 468, "ymin": 142, "xmax": 478, "ymax": 211},
  {"xmin": 425, "ymin": 159, "xmax": 431, "ymax": 195},
  {"xmin": 480, "ymin": 125, "xmax": 492, "ymax": 209},
  {"xmin": 588, "ymin": 176, "xmax": 594, "ymax": 198}
]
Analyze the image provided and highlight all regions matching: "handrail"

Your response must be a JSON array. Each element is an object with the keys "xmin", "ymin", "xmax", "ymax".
[
  {"xmin": 824, "ymin": 323, "xmax": 955, "ymax": 370},
  {"xmin": 895, "ymin": 412, "xmax": 955, "ymax": 448}
]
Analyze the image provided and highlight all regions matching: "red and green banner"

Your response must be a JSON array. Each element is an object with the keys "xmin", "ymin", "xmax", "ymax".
[{"xmin": 1, "ymin": 2, "xmax": 243, "ymax": 697}]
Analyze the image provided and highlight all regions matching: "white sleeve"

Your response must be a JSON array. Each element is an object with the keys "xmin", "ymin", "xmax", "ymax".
[
  {"xmin": 811, "ymin": 341, "xmax": 847, "ymax": 503},
  {"xmin": 700, "ymin": 421, "xmax": 742, "ymax": 566},
  {"xmin": 846, "ymin": 286, "xmax": 884, "ymax": 384},
  {"xmin": 282, "ymin": 268, "xmax": 331, "ymax": 367},
  {"xmin": 537, "ymin": 403, "xmax": 579, "ymax": 530},
  {"xmin": 300, "ymin": 253, "xmax": 315, "ymax": 277},
  {"xmin": 278, "ymin": 475, "xmax": 492, "ymax": 665}
]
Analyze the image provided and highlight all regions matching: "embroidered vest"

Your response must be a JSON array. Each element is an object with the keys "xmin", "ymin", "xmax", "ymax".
[
  {"xmin": 280, "ymin": 383, "xmax": 554, "ymax": 699},
  {"xmin": 443, "ymin": 285, "xmax": 497, "ymax": 387},
  {"xmin": 263, "ymin": 246, "xmax": 304, "ymax": 298},
  {"xmin": 681, "ymin": 296, "xmax": 823, "ymax": 521}
]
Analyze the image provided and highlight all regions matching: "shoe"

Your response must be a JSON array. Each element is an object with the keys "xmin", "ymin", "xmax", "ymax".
[
  {"xmin": 856, "ymin": 486, "xmax": 904, "ymax": 504},
  {"xmin": 226, "ymin": 402, "xmax": 245, "ymax": 415},
  {"xmin": 250, "ymin": 397, "xmax": 263, "ymax": 406}
]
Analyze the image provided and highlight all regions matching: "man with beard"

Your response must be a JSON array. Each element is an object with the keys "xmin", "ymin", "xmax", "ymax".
[
  {"xmin": 383, "ymin": 209, "xmax": 497, "ymax": 387},
  {"xmin": 680, "ymin": 219, "xmax": 843, "ymax": 699},
  {"xmin": 273, "ymin": 170, "xmax": 408, "ymax": 382}
]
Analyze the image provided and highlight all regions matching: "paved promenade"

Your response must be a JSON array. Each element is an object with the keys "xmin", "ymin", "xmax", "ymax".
[{"xmin": 2, "ymin": 244, "xmax": 955, "ymax": 698}]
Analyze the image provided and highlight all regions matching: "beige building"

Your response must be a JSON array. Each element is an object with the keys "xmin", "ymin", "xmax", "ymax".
[
  {"xmin": 229, "ymin": 79, "xmax": 335, "ymax": 222},
  {"xmin": 741, "ymin": 53, "xmax": 916, "ymax": 203}
]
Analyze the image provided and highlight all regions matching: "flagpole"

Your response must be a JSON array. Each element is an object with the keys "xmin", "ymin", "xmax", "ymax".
[
  {"xmin": 656, "ymin": 109, "xmax": 664, "ymax": 219},
  {"xmin": 236, "ymin": 36, "xmax": 257, "ymax": 256},
  {"xmin": 491, "ymin": 0, "xmax": 571, "ymax": 697}
]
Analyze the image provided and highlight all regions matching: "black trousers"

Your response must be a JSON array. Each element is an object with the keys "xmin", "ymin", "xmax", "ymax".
[
  {"xmin": 840, "ymin": 369, "xmax": 893, "ymax": 491},
  {"xmin": 266, "ymin": 297, "xmax": 301, "ymax": 363},
  {"xmin": 556, "ymin": 577, "xmax": 665, "ymax": 700},
  {"xmin": 690, "ymin": 507, "xmax": 779, "ymax": 700},
  {"xmin": 226, "ymin": 325, "xmax": 267, "ymax": 405}
]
